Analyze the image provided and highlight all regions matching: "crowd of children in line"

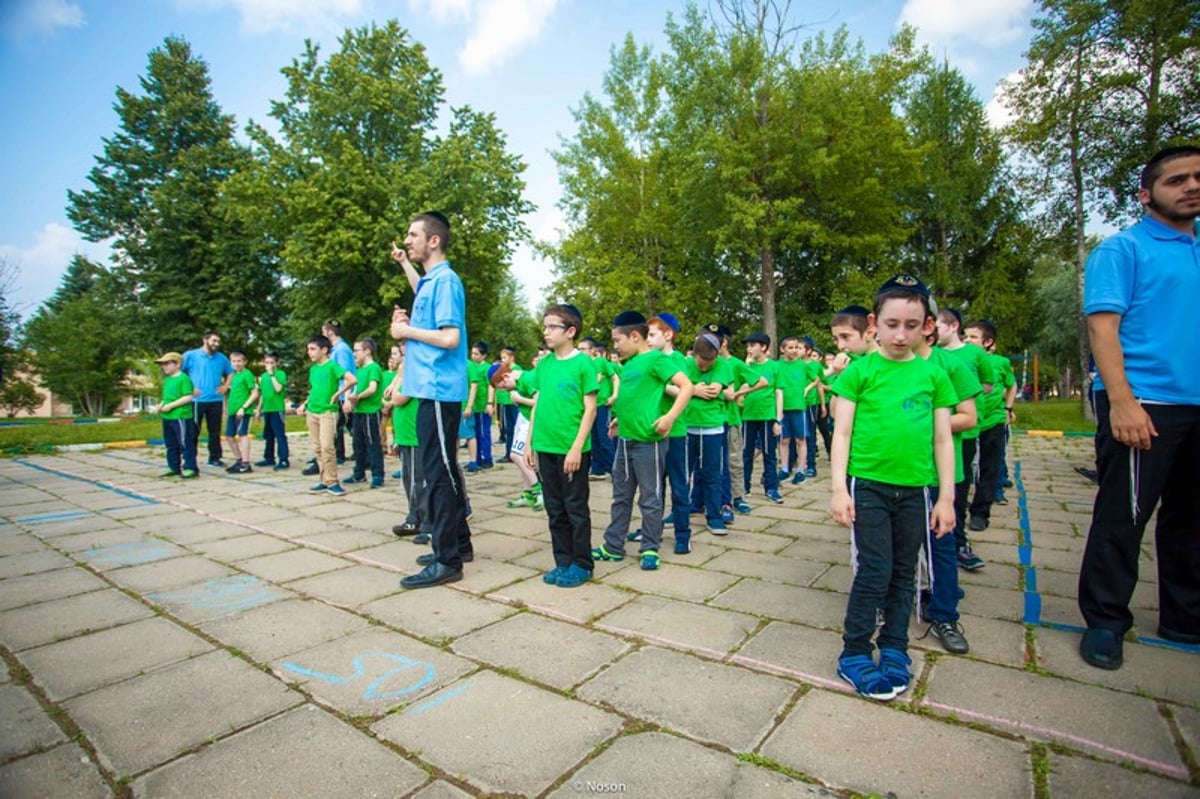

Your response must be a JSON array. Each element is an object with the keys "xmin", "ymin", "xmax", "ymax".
[{"xmin": 154, "ymin": 272, "xmax": 1017, "ymax": 702}]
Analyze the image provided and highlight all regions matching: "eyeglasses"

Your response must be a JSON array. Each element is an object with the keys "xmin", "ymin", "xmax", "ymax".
[{"xmin": 543, "ymin": 323, "xmax": 568, "ymax": 331}]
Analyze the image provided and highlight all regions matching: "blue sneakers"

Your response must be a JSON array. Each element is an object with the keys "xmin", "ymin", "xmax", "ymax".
[
  {"xmin": 640, "ymin": 550, "xmax": 660, "ymax": 571},
  {"xmin": 732, "ymin": 498, "xmax": 752, "ymax": 515},
  {"xmin": 555, "ymin": 563, "xmax": 592, "ymax": 588},
  {"xmin": 707, "ymin": 518, "xmax": 728, "ymax": 536},
  {"xmin": 791, "ymin": 472, "xmax": 807, "ymax": 485},
  {"xmin": 878, "ymin": 648, "xmax": 913, "ymax": 695},
  {"xmin": 627, "ymin": 528, "xmax": 643, "ymax": 542},
  {"xmin": 837, "ymin": 654, "xmax": 898, "ymax": 701},
  {"xmin": 327, "ymin": 484, "xmax": 347, "ymax": 497},
  {"xmin": 776, "ymin": 469, "xmax": 792, "ymax": 481},
  {"xmin": 765, "ymin": 488, "xmax": 784, "ymax": 504},
  {"xmin": 674, "ymin": 533, "xmax": 692, "ymax": 555},
  {"xmin": 543, "ymin": 566, "xmax": 567, "ymax": 584}
]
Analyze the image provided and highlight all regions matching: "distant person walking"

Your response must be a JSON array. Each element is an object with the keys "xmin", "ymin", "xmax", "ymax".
[
  {"xmin": 181, "ymin": 331, "xmax": 233, "ymax": 468},
  {"xmin": 1077, "ymin": 146, "xmax": 1200, "ymax": 671}
]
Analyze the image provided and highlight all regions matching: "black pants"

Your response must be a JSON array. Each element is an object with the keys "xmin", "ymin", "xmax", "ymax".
[
  {"xmin": 538, "ymin": 451, "xmax": 593, "ymax": 571},
  {"xmin": 954, "ymin": 437, "xmax": 976, "ymax": 550},
  {"xmin": 192, "ymin": 401, "xmax": 224, "ymax": 463},
  {"xmin": 1079, "ymin": 392, "xmax": 1200, "ymax": 638},
  {"xmin": 970, "ymin": 422, "xmax": 1005, "ymax": 522},
  {"xmin": 335, "ymin": 406, "xmax": 350, "ymax": 461},
  {"xmin": 351, "ymin": 411, "xmax": 384, "ymax": 482},
  {"xmin": 417, "ymin": 400, "xmax": 472, "ymax": 569}
]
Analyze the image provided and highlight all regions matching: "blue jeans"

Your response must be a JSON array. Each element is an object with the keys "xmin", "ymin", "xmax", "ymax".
[
  {"xmin": 742, "ymin": 419, "xmax": 779, "ymax": 492},
  {"xmin": 665, "ymin": 435, "xmax": 690, "ymax": 535},
  {"xmin": 590, "ymin": 405, "xmax": 615, "ymax": 475},
  {"xmin": 925, "ymin": 486, "xmax": 961, "ymax": 623},
  {"xmin": 501, "ymin": 403, "xmax": 519, "ymax": 460},
  {"xmin": 163, "ymin": 418, "xmax": 197, "ymax": 473},
  {"xmin": 688, "ymin": 432, "xmax": 724, "ymax": 525},
  {"xmin": 260, "ymin": 411, "xmax": 289, "ymax": 463},
  {"xmin": 842, "ymin": 477, "xmax": 927, "ymax": 658},
  {"xmin": 474, "ymin": 412, "xmax": 493, "ymax": 467},
  {"xmin": 806, "ymin": 407, "xmax": 819, "ymax": 471}
]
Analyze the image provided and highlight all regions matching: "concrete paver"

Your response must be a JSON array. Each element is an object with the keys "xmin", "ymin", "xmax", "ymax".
[{"xmin": 1, "ymin": 436, "xmax": 1197, "ymax": 797}]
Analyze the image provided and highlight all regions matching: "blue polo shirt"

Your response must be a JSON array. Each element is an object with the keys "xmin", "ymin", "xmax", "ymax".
[
  {"xmin": 181, "ymin": 348, "xmax": 233, "ymax": 403},
  {"xmin": 330, "ymin": 338, "xmax": 355, "ymax": 400},
  {"xmin": 402, "ymin": 260, "xmax": 469, "ymax": 402},
  {"xmin": 1084, "ymin": 215, "xmax": 1200, "ymax": 404}
]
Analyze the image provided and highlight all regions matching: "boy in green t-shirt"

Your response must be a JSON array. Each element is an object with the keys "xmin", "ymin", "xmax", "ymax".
[
  {"xmin": 385, "ymin": 344, "xmax": 425, "ymax": 539},
  {"xmin": 495, "ymin": 345, "xmax": 521, "ymax": 461},
  {"xmin": 464, "ymin": 342, "xmax": 494, "ymax": 472},
  {"xmin": 580, "ymin": 337, "xmax": 619, "ymax": 480},
  {"xmin": 645, "ymin": 314, "xmax": 692, "ymax": 551},
  {"xmin": 775, "ymin": 335, "xmax": 808, "ymax": 486},
  {"xmin": 223, "ymin": 351, "xmax": 260, "ymax": 474},
  {"xmin": 741, "ymin": 332, "xmax": 784, "ymax": 505},
  {"xmin": 526, "ymin": 304, "xmax": 598, "ymax": 587},
  {"xmin": 964, "ymin": 319, "xmax": 1015, "ymax": 520},
  {"xmin": 298, "ymin": 335, "xmax": 357, "ymax": 496},
  {"xmin": 593, "ymin": 311, "xmax": 693, "ymax": 571},
  {"xmin": 254, "ymin": 352, "xmax": 290, "ymax": 470},
  {"xmin": 829, "ymin": 275, "xmax": 956, "ymax": 702},
  {"xmin": 157, "ymin": 352, "xmax": 198, "ymax": 479},
  {"xmin": 684, "ymin": 332, "xmax": 736, "ymax": 541},
  {"xmin": 497, "ymin": 352, "xmax": 545, "ymax": 511},
  {"xmin": 344, "ymin": 337, "xmax": 386, "ymax": 488}
]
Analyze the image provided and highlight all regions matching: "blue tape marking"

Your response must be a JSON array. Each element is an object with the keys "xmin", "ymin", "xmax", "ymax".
[
  {"xmin": 1023, "ymin": 592, "xmax": 1042, "ymax": 625},
  {"xmin": 15, "ymin": 459, "xmax": 158, "ymax": 504},
  {"xmin": 147, "ymin": 575, "xmax": 286, "ymax": 615},
  {"xmin": 1024, "ymin": 567, "xmax": 1037, "ymax": 593},
  {"xmin": 15, "ymin": 510, "xmax": 94, "ymax": 524},
  {"xmin": 1018, "ymin": 545, "xmax": 1033, "ymax": 566},
  {"xmin": 81, "ymin": 540, "xmax": 176, "ymax": 567},
  {"xmin": 405, "ymin": 681, "xmax": 472, "ymax": 716},
  {"xmin": 281, "ymin": 653, "xmax": 435, "ymax": 700}
]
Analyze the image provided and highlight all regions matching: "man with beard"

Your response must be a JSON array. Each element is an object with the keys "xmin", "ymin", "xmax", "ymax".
[
  {"xmin": 182, "ymin": 332, "xmax": 233, "ymax": 468},
  {"xmin": 1078, "ymin": 146, "xmax": 1200, "ymax": 670}
]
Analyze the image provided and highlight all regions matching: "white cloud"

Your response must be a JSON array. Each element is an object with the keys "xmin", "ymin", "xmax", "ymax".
[
  {"xmin": 0, "ymin": 222, "xmax": 109, "ymax": 315},
  {"xmin": 175, "ymin": 0, "xmax": 366, "ymax": 35},
  {"xmin": 985, "ymin": 70, "xmax": 1022, "ymax": 129},
  {"xmin": 899, "ymin": 0, "xmax": 1033, "ymax": 48},
  {"xmin": 412, "ymin": 0, "xmax": 560, "ymax": 76},
  {"xmin": 1, "ymin": 0, "xmax": 85, "ymax": 39}
]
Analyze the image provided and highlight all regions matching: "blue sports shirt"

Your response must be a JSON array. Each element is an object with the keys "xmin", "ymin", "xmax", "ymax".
[
  {"xmin": 402, "ymin": 260, "xmax": 469, "ymax": 402},
  {"xmin": 1084, "ymin": 215, "xmax": 1200, "ymax": 404},
  {"xmin": 181, "ymin": 348, "xmax": 233, "ymax": 403}
]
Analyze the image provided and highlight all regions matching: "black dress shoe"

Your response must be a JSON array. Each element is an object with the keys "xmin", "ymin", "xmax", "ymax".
[
  {"xmin": 1080, "ymin": 628, "xmax": 1124, "ymax": 670},
  {"xmin": 411, "ymin": 533, "xmax": 431, "ymax": 545},
  {"xmin": 400, "ymin": 562, "xmax": 462, "ymax": 589},
  {"xmin": 301, "ymin": 464, "xmax": 320, "ymax": 476},
  {"xmin": 416, "ymin": 552, "xmax": 473, "ymax": 566},
  {"xmin": 392, "ymin": 522, "xmax": 420, "ymax": 537}
]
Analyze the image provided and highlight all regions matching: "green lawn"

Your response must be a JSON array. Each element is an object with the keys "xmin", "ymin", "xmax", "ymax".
[
  {"xmin": 0, "ymin": 415, "xmax": 310, "ymax": 455},
  {"xmin": 1011, "ymin": 398, "xmax": 1096, "ymax": 434}
]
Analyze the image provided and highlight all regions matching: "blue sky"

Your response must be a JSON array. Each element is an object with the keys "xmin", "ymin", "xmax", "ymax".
[{"xmin": 0, "ymin": 0, "xmax": 1034, "ymax": 318}]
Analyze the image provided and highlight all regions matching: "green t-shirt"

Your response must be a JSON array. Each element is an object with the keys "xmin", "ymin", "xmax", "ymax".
[
  {"xmin": 496, "ymin": 362, "xmax": 523, "ymax": 406},
  {"xmin": 742, "ymin": 359, "xmax": 780, "ymax": 422},
  {"xmin": 353, "ymin": 361, "xmax": 385, "ymax": 414},
  {"xmin": 468, "ymin": 360, "xmax": 490, "ymax": 412},
  {"xmin": 595, "ymin": 357, "xmax": 618, "ymax": 405},
  {"xmin": 258, "ymin": 369, "xmax": 287, "ymax": 414},
  {"xmin": 831, "ymin": 352, "xmax": 957, "ymax": 487},
  {"xmin": 939, "ymin": 343, "xmax": 997, "ymax": 440},
  {"xmin": 684, "ymin": 356, "xmax": 734, "ymax": 429},
  {"xmin": 228, "ymin": 369, "xmax": 256, "ymax": 414},
  {"xmin": 723, "ymin": 357, "xmax": 762, "ymax": 426},
  {"xmin": 161, "ymin": 373, "xmax": 194, "ymax": 421},
  {"xmin": 612, "ymin": 349, "xmax": 682, "ymax": 442},
  {"xmin": 394, "ymin": 395, "xmax": 418, "ymax": 447},
  {"xmin": 804, "ymin": 359, "xmax": 825, "ymax": 408},
  {"xmin": 514, "ymin": 367, "xmax": 537, "ymax": 421},
  {"xmin": 776, "ymin": 359, "xmax": 808, "ymax": 411},
  {"xmin": 979, "ymin": 353, "xmax": 1015, "ymax": 431},
  {"xmin": 531, "ymin": 350, "xmax": 596, "ymax": 454},
  {"xmin": 925, "ymin": 347, "xmax": 982, "ymax": 484},
  {"xmin": 307, "ymin": 360, "xmax": 347, "ymax": 414},
  {"xmin": 663, "ymin": 350, "xmax": 690, "ymax": 438}
]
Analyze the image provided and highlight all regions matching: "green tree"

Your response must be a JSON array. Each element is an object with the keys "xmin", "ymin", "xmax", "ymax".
[
  {"xmin": 0, "ymin": 258, "xmax": 22, "ymax": 388},
  {"xmin": 67, "ymin": 36, "xmax": 281, "ymax": 352},
  {"xmin": 238, "ymin": 21, "xmax": 532, "ymax": 344},
  {"xmin": 0, "ymin": 379, "xmax": 42, "ymax": 418}
]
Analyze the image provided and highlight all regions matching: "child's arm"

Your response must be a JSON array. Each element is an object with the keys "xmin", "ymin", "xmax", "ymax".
[
  {"xmin": 829, "ymin": 398, "xmax": 856, "ymax": 527},
  {"xmin": 236, "ymin": 387, "xmax": 260, "ymax": 418},
  {"xmin": 565, "ymin": 393, "xmax": 598, "ymax": 474},
  {"xmin": 344, "ymin": 379, "xmax": 379, "ymax": 415},
  {"xmin": 608, "ymin": 374, "xmax": 620, "ymax": 406},
  {"xmin": 654, "ymin": 373, "xmax": 694, "ymax": 436},
  {"xmin": 774, "ymin": 388, "xmax": 784, "ymax": 432},
  {"xmin": 524, "ymin": 393, "xmax": 540, "ymax": 470},
  {"xmin": 950, "ymin": 396, "xmax": 978, "ymax": 434},
  {"xmin": 930, "ymin": 407, "xmax": 956, "ymax": 536},
  {"xmin": 465, "ymin": 381, "xmax": 477, "ymax": 418},
  {"xmin": 486, "ymin": 384, "xmax": 496, "ymax": 417}
]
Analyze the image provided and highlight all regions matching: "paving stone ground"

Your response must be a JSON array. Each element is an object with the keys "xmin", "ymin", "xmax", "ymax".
[{"xmin": 1, "ymin": 434, "xmax": 1197, "ymax": 798}]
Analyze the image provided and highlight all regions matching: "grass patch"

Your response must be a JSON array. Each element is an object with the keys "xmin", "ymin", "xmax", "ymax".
[
  {"xmin": 0, "ymin": 415, "xmax": 309, "ymax": 454},
  {"xmin": 1012, "ymin": 398, "xmax": 1095, "ymax": 434}
]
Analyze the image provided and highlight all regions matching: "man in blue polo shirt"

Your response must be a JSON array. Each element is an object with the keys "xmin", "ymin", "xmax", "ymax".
[
  {"xmin": 390, "ymin": 211, "xmax": 472, "ymax": 588},
  {"xmin": 1078, "ymin": 145, "xmax": 1200, "ymax": 670},
  {"xmin": 181, "ymin": 332, "xmax": 233, "ymax": 467}
]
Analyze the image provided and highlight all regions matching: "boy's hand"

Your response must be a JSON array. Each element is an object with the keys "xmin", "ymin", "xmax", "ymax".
[
  {"xmin": 694, "ymin": 383, "xmax": 721, "ymax": 400},
  {"xmin": 830, "ymin": 489, "xmax": 855, "ymax": 527},
  {"xmin": 342, "ymin": 399, "xmax": 354, "ymax": 415},
  {"xmin": 652, "ymin": 415, "xmax": 673, "ymax": 437},
  {"xmin": 831, "ymin": 353, "xmax": 850, "ymax": 374},
  {"xmin": 608, "ymin": 417, "xmax": 618, "ymax": 439},
  {"xmin": 564, "ymin": 446, "xmax": 582, "ymax": 474},
  {"xmin": 235, "ymin": 408, "xmax": 245, "ymax": 418},
  {"xmin": 930, "ymin": 498, "xmax": 956, "ymax": 537},
  {"xmin": 524, "ymin": 447, "xmax": 537, "ymax": 470}
]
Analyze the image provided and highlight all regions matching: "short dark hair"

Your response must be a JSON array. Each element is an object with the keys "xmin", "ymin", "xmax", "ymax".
[
  {"xmin": 830, "ymin": 313, "xmax": 868, "ymax": 334},
  {"xmin": 202, "ymin": 331, "xmax": 220, "ymax": 340},
  {"xmin": 544, "ymin": 304, "xmax": 582, "ymax": 338},
  {"xmin": 937, "ymin": 308, "xmax": 963, "ymax": 332},
  {"xmin": 1140, "ymin": 146, "xmax": 1200, "ymax": 190},
  {"xmin": 413, "ymin": 211, "xmax": 451, "ymax": 250},
  {"xmin": 307, "ymin": 335, "xmax": 331, "ymax": 351},
  {"xmin": 357, "ymin": 337, "xmax": 378, "ymax": 356},
  {"xmin": 230, "ymin": 349, "xmax": 246, "ymax": 359},
  {"xmin": 264, "ymin": 352, "xmax": 280, "ymax": 361},
  {"xmin": 322, "ymin": 319, "xmax": 343, "ymax": 338},
  {"xmin": 692, "ymin": 333, "xmax": 720, "ymax": 360},
  {"xmin": 472, "ymin": 341, "xmax": 489, "ymax": 355},
  {"xmin": 966, "ymin": 319, "xmax": 997, "ymax": 346},
  {"xmin": 875, "ymin": 289, "xmax": 932, "ymax": 319}
]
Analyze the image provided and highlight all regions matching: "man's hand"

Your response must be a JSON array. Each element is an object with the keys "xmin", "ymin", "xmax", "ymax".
[
  {"xmin": 390, "ymin": 241, "xmax": 410, "ymax": 268},
  {"xmin": 391, "ymin": 306, "xmax": 411, "ymax": 340},
  {"xmin": 1109, "ymin": 397, "xmax": 1157, "ymax": 450}
]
